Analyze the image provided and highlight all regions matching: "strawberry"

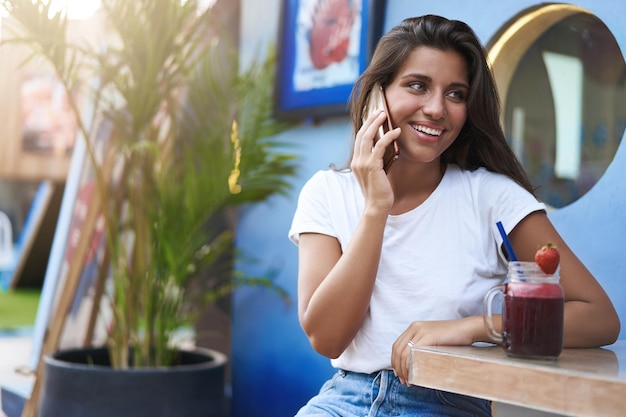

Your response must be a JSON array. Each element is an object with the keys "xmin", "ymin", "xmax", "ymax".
[{"xmin": 535, "ymin": 242, "xmax": 560, "ymax": 274}]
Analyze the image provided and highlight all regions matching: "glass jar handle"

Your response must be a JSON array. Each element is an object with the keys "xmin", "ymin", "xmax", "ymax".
[{"xmin": 482, "ymin": 284, "xmax": 505, "ymax": 343}]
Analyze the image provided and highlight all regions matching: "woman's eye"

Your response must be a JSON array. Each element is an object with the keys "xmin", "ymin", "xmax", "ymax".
[
  {"xmin": 448, "ymin": 90, "xmax": 467, "ymax": 102},
  {"xmin": 409, "ymin": 82, "xmax": 426, "ymax": 92}
]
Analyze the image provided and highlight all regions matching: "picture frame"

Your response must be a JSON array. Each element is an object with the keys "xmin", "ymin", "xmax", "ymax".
[
  {"xmin": 0, "ymin": 23, "xmax": 73, "ymax": 181},
  {"xmin": 0, "ymin": 62, "xmax": 77, "ymax": 182},
  {"xmin": 0, "ymin": 15, "xmax": 101, "ymax": 182},
  {"xmin": 275, "ymin": 0, "xmax": 386, "ymax": 121}
]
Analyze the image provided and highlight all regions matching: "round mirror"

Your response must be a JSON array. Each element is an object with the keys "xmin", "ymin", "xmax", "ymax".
[{"xmin": 490, "ymin": 7, "xmax": 626, "ymax": 208}]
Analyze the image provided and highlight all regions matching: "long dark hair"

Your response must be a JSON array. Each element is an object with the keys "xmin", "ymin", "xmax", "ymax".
[{"xmin": 348, "ymin": 15, "xmax": 536, "ymax": 196}]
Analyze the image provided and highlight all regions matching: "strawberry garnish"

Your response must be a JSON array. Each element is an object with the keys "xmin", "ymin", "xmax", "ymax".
[{"xmin": 535, "ymin": 242, "xmax": 560, "ymax": 275}]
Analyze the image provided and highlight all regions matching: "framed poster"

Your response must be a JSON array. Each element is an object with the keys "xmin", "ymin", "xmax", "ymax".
[
  {"xmin": 275, "ymin": 0, "xmax": 386, "ymax": 121},
  {"xmin": 0, "ymin": 15, "xmax": 101, "ymax": 181},
  {"xmin": 0, "ymin": 65, "xmax": 77, "ymax": 181}
]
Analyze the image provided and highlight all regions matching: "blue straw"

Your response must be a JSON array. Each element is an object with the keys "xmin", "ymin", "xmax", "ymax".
[{"xmin": 496, "ymin": 221, "xmax": 518, "ymax": 262}]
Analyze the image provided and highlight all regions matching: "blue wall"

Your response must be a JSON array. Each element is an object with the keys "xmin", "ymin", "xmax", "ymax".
[{"xmin": 233, "ymin": 1, "xmax": 626, "ymax": 416}]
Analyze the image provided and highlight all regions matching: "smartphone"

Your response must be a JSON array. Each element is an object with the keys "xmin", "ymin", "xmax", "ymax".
[{"xmin": 362, "ymin": 84, "xmax": 399, "ymax": 173}]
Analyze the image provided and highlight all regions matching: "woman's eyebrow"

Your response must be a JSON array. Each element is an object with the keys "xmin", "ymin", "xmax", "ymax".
[
  {"xmin": 400, "ymin": 73, "xmax": 431, "ymax": 82},
  {"xmin": 400, "ymin": 73, "xmax": 469, "ymax": 90}
]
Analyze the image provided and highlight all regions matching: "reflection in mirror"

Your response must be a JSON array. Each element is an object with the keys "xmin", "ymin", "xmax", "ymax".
[{"xmin": 504, "ymin": 13, "xmax": 626, "ymax": 208}]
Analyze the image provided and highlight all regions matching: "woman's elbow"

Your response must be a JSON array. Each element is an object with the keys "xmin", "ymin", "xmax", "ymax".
[
  {"xmin": 300, "ymin": 318, "xmax": 348, "ymax": 359},
  {"xmin": 596, "ymin": 300, "xmax": 621, "ymax": 346},
  {"xmin": 308, "ymin": 333, "xmax": 346, "ymax": 359},
  {"xmin": 602, "ymin": 313, "xmax": 621, "ymax": 346},
  {"xmin": 585, "ymin": 309, "xmax": 621, "ymax": 347}
]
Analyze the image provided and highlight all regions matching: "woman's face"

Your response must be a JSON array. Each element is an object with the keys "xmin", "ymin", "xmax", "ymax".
[{"xmin": 384, "ymin": 46, "xmax": 469, "ymax": 165}]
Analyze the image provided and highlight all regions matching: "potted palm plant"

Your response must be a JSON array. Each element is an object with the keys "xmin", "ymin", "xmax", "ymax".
[{"xmin": 1, "ymin": 0, "xmax": 296, "ymax": 416}]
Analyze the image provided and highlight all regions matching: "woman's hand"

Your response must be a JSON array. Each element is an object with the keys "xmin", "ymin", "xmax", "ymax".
[
  {"xmin": 391, "ymin": 317, "xmax": 484, "ymax": 385},
  {"xmin": 351, "ymin": 111, "xmax": 401, "ymax": 213}
]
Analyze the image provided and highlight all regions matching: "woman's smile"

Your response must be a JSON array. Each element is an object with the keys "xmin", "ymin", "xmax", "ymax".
[{"xmin": 410, "ymin": 122, "xmax": 445, "ymax": 144}]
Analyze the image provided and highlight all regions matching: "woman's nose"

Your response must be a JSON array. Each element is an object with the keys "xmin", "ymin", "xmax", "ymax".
[{"xmin": 422, "ymin": 93, "xmax": 446, "ymax": 120}]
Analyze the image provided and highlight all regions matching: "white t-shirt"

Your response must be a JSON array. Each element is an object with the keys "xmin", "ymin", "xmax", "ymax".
[{"xmin": 288, "ymin": 164, "xmax": 545, "ymax": 373}]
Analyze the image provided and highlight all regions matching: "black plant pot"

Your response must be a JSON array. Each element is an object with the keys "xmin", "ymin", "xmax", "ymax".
[{"xmin": 37, "ymin": 346, "xmax": 227, "ymax": 417}]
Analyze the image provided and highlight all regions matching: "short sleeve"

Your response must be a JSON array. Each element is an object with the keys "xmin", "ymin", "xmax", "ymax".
[
  {"xmin": 486, "ymin": 174, "xmax": 546, "ymax": 262},
  {"xmin": 288, "ymin": 171, "xmax": 338, "ymax": 245}
]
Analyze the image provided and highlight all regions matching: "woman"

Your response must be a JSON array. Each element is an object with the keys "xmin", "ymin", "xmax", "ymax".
[{"xmin": 288, "ymin": 15, "xmax": 620, "ymax": 416}]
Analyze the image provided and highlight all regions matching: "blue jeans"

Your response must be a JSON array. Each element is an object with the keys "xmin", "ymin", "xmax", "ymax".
[{"xmin": 295, "ymin": 369, "xmax": 492, "ymax": 417}]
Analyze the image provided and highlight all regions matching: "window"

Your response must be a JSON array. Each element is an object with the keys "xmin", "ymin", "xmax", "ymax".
[{"xmin": 489, "ymin": 5, "xmax": 625, "ymax": 208}]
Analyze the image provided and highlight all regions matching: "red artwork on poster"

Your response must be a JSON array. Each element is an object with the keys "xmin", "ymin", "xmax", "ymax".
[
  {"xmin": 20, "ymin": 75, "xmax": 78, "ymax": 156},
  {"xmin": 308, "ymin": 0, "xmax": 358, "ymax": 70},
  {"xmin": 293, "ymin": 0, "xmax": 362, "ymax": 92}
]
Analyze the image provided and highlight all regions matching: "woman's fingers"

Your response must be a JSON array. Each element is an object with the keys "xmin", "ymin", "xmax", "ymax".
[
  {"xmin": 391, "ymin": 331, "xmax": 414, "ymax": 385},
  {"xmin": 353, "ymin": 111, "xmax": 399, "ymax": 172},
  {"xmin": 354, "ymin": 110, "xmax": 386, "ymax": 157}
]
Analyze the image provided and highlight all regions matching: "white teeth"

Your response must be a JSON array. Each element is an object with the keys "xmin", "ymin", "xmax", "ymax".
[{"xmin": 413, "ymin": 125, "xmax": 442, "ymax": 136}]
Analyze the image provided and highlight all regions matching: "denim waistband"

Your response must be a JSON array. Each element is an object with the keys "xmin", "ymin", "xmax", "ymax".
[{"xmin": 294, "ymin": 368, "xmax": 492, "ymax": 417}]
